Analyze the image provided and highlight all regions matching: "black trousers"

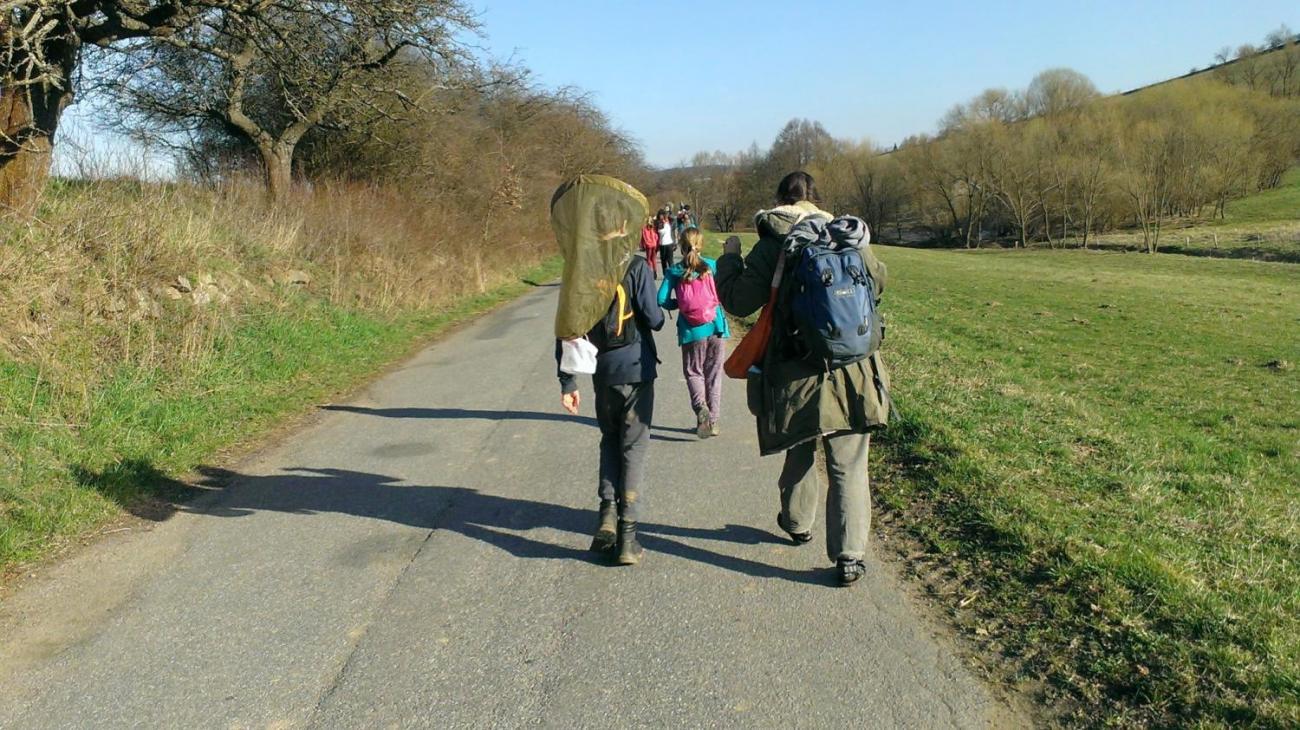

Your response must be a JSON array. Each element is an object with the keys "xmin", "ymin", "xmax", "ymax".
[{"xmin": 659, "ymin": 245, "xmax": 675, "ymax": 275}]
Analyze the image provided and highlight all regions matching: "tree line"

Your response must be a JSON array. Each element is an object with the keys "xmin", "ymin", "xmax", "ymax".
[
  {"xmin": 665, "ymin": 28, "xmax": 1300, "ymax": 252},
  {"xmin": 1, "ymin": 0, "xmax": 641, "ymax": 215}
]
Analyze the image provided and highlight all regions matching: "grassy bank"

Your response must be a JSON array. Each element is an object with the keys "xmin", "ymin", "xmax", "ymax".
[
  {"xmin": 1220, "ymin": 167, "xmax": 1300, "ymax": 226},
  {"xmin": 874, "ymin": 248, "xmax": 1297, "ymax": 726},
  {"xmin": 1086, "ymin": 222, "xmax": 1299, "ymax": 262},
  {"xmin": 705, "ymin": 230, "xmax": 1297, "ymax": 725},
  {"xmin": 1035, "ymin": 168, "xmax": 1300, "ymax": 262},
  {"xmin": 0, "ymin": 180, "xmax": 560, "ymax": 574}
]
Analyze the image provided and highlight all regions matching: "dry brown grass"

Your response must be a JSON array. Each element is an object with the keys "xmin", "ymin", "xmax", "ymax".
[
  {"xmin": 1, "ymin": 175, "xmax": 561, "ymax": 572},
  {"xmin": 0, "ymin": 177, "xmax": 553, "ymax": 406}
]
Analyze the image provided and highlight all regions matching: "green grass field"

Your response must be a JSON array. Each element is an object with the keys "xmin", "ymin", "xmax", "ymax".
[
  {"xmin": 1221, "ymin": 167, "xmax": 1300, "ymax": 226},
  {"xmin": 0, "ymin": 258, "xmax": 562, "ymax": 573},
  {"xmin": 709, "ymin": 230, "xmax": 1298, "ymax": 726},
  {"xmin": 875, "ymin": 247, "xmax": 1297, "ymax": 726}
]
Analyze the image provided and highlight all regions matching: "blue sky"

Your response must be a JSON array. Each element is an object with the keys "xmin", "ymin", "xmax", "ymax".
[
  {"xmin": 58, "ymin": 0, "xmax": 1299, "ymax": 174},
  {"xmin": 477, "ymin": 0, "xmax": 1299, "ymax": 166}
]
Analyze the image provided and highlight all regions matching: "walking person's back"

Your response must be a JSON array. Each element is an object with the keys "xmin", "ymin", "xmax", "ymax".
[
  {"xmin": 657, "ymin": 213, "xmax": 676, "ymax": 274},
  {"xmin": 551, "ymin": 175, "xmax": 665, "ymax": 566},
  {"xmin": 658, "ymin": 227, "xmax": 730, "ymax": 439},
  {"xmin": 640, "ymin": 218, "xmax": 660, "ymax": 278},
  {"xmin": 715, "ymin": 171, "xmax": 891, "ymax": 586}
]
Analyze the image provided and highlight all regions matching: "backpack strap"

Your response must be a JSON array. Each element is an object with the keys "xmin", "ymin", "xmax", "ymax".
[
  {"xmin": 613, "ymin": 283, "xmax": 633, "ymax": 338},
  {"xmin": 766, "ymin": 249, "xmax": 787, "ymax": 310}
]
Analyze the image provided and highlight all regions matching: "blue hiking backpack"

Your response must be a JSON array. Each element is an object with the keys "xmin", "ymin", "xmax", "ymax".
[{"xmin": 789, "ymin": 243, "xmax": 880, "ymax": 368}]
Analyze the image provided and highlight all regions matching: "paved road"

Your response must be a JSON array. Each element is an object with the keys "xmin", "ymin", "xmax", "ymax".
[{"xmin": 0, "ymin": 280, "xmax": 1025, "ymax": 729}]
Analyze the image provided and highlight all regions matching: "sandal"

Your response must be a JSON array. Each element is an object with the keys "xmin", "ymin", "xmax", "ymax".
[{"xmin": 838, "ymin": 558, "xmax": 867, "ymax": 586}]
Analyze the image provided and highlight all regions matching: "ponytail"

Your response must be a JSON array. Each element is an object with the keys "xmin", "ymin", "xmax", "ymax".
[{"xmin": 679, "ymin": 227, "xmax": 710, "ymax": 280}]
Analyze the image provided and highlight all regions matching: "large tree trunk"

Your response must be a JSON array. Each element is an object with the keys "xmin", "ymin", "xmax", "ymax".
[
  {"xmin": 0, "ymin": 26, "xmax": 78, "ymax": 217},
  {"xmin": 260, "ymin": 143, "xmax": 295, "ymax": 202},
  {"xmin": 0, "ymin": 80, "xmax": 71, "ymax": 217}
]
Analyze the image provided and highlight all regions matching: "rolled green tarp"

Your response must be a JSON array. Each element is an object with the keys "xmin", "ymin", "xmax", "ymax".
[{"xmin": 550, "ymin": 175, "xmax": 649, "ymax": 339}]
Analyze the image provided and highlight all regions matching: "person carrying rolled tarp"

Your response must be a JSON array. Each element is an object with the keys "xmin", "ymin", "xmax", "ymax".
[{"xmin": 552, "ymin": 175, "xmax": 665, "ymax": 566}]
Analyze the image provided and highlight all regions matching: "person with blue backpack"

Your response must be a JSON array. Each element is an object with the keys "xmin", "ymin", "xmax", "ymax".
[
  {"xmin": 715, "ymin": 171, "xmax": 891, "ymax": 586},
  {"xmin": 657, "ymin": 226, "xmax": 731, "ymax": 439}
]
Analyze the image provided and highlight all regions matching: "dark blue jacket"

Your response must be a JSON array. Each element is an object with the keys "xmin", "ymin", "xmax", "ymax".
[{"xmin": 557, "ymin": 256, "xmax": 664, "ymax": 394}]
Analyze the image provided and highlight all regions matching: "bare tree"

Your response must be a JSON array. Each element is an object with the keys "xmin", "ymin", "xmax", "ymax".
[
  {"xmin": 767, "ymin": 118, "xmax": 835, "ymax": 171},
  {"xmin": 0, "ymin": 0, "xmax": 226, "ymax": 212},
  {"xmin": 1025, "ymin": 68, "xmax": 1099, "ymax": 118},
  {"xmin": 844, "ymin": 149, "xmax": 905, "ymax": 241},
  {"xmin": 708, "ymin": 169, "xmax": 745, "ymax": 232},
  {"xmin": 986, "ymin": 122, "xmax": 1046, "ymax": 248},
  {"xmin": 1067, "ymin": 106, "xmax": 1118, "ymax": 247},
  {"xmin": 97, "ymin": 0, "xmax": 478, "ymax": 199}
]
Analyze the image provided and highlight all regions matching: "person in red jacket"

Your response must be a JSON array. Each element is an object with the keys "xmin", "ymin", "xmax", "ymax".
[{"xmin": 640, "ymin": 216, "xmax": 660, "ymax": 278}]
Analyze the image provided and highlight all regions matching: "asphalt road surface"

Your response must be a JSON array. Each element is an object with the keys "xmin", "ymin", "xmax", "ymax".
[{"xmin": 0, "ymin": 280, "xmax": 1026, "ymax": 729}]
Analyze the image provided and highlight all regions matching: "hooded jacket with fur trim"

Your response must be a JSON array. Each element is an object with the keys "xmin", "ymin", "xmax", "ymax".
[{"xmin": 716, "ymin": 201, "xmax": 891, "ymax": 455}]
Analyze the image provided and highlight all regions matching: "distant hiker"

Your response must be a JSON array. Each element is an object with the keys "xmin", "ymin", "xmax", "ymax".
[
  {"xmin": 640, "ymin": 216, "xmax": 661, "ymax": 278},
  {"xmin": 657, "ymin": 211, "xmax": 676, "ymax": 274},
  {"xmin": 658, "ymin": 226, "xmax": 730, "ymax": 438},
  {"xmin": 715, "ymin": 171, "xmax": 891, "ymax": 586},
  {"xmin": 552, "ymin": 175, "xmax": 665, "ymax": 566},
  {"xmin": 682, "ymin": 204, "xmax": 697, "ymax": 228}
]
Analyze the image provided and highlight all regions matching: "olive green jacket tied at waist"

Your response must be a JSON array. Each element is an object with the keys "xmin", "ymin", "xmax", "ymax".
[{"xmin": 715, "ymin": 201, "xmax": 892, "ymax": 455}]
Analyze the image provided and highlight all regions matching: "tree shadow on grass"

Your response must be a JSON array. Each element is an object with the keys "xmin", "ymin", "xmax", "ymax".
[{"xmin": 71, "ymin": 462, "xmax": 822, "ymax": 584}]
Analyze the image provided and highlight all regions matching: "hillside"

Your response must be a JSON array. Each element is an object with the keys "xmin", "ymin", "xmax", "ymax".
[{"xmin": 1219, "ymin": 165, "xmax": 1300, "ymax": 225}]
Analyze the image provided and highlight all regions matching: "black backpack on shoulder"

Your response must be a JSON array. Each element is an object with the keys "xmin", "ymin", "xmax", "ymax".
[{"xmin": 591, "ymin": 263, "xmax": 640, "ymax": 351}]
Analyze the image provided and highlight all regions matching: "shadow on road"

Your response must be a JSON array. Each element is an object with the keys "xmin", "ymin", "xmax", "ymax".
[
  {"xmin": 321, "ymin": 404, "xmax": 596, "ymax": 425},
  {"xmin": 160, "ymin": 465, "xmax": 826, "ymax": 585},
  {"xmin": 320, "ymin": 405, "xmax": 700, "ymax": 442}
]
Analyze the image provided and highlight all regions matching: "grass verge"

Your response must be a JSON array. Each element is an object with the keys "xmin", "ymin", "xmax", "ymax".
[
  {"xmin": 0, "ymin": 254, "xmax": 561, "ymax": 575},
  {"xmin": 873, "ymin": 247, "xmax": 1298, "ymax": 727}
]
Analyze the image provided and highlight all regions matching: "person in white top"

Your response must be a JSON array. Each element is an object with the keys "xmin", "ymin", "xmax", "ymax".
[{"xmin": 656, "ymin": 211, "xmax": 675, "ymax": 274}]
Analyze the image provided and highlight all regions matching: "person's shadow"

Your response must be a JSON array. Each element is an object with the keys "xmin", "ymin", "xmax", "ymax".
[
  {"xmin": 320, "ymin": 405, "xmax": 698, "ymax": 442},
  {"xmin": 168, "ymin": 466, "xmax": 829, "ymax": 585}
]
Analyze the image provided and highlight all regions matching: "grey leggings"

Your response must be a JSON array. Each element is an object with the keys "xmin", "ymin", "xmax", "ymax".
[{"xmin": 594, "ymin": 382, "xmax": 654, "ymax": 522}]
